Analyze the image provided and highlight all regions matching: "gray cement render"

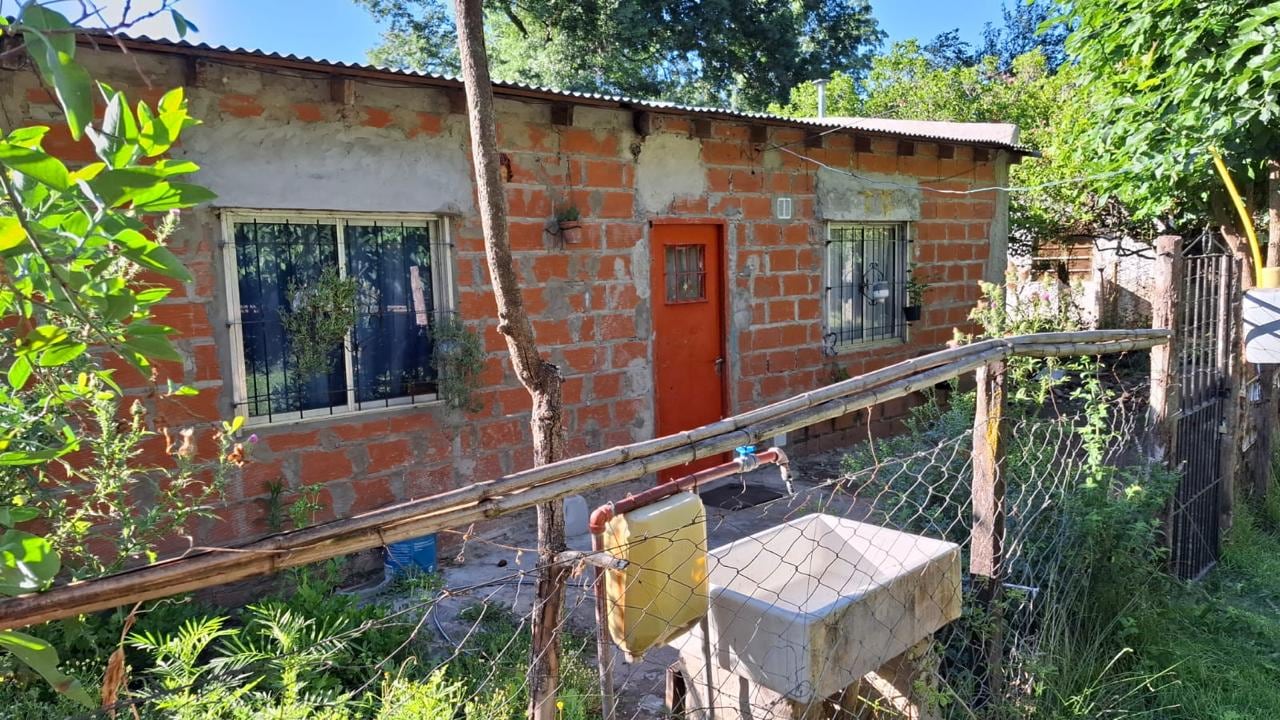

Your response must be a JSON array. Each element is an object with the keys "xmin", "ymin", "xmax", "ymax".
[{"xmin": 815, "ymin": 167, "xmax": 922, "ymax": 223}]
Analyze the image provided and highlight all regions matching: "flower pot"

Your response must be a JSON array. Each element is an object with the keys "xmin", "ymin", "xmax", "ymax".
[
  {"xmin": 559, "ymin": 220, "xmax": 583, "ymax": 244},
  {"xmin": 903, "ymin": 305, "xmax": 923, "ymax": 322}
]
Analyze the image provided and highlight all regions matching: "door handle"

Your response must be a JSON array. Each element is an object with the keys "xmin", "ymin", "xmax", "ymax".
[{"xmin": 714, "ymin": 357, "xmax": 724, "ymax": 376}]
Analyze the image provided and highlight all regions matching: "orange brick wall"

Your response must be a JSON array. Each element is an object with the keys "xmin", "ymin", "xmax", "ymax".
[{"xmin": 0, "ymin": 46, "xmax": 1006, "ymax": 544}]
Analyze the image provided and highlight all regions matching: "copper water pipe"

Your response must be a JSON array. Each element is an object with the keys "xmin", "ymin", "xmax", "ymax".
[{"xmin": 587, "ymin": 447, "xmax": 790, "ymax": 534}]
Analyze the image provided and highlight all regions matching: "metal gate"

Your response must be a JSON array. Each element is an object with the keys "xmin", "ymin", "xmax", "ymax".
[{"xmin": 1168, "ymin": 249, "xmax": 1234, "ymax": 580}]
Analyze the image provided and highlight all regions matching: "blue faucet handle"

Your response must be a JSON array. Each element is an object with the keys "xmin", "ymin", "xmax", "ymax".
[{"xmin": 734, "ymin": 445, "xmax": 756, "ymax": 458}]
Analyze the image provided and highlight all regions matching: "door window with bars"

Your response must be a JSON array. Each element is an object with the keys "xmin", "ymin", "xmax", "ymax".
[
  {"xmin": 824, "ymin": 223, "xmax": 908, "ymax": 348},
  {"xmin": 224, "ymin": 213, "xmax": 452, "ymax": 423}
]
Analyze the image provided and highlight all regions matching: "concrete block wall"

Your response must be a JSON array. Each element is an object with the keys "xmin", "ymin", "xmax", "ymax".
[{"xmin": 0, "ymin": 44, "xmax": 1006, "ymax": 545}]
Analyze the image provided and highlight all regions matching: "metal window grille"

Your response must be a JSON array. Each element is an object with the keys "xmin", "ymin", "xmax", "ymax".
[
  {"xmin": 223, "ymin": 213, "xmax": 454, "ymax": 424},
  {"xmin": 824, "ymin": 223, "xmax": 908, "ymax": 348},
  {"xmin": 665, "ymin": 244, "xmax": 707, "ymax": 303}
]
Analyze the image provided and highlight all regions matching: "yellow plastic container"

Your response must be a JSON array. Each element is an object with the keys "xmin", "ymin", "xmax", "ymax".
[{"xmin": 603, "ymin": 491, "xmax": 708, "ymax": 657}]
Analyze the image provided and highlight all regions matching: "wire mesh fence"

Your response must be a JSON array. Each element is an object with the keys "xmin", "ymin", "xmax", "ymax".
[{"xmin": 61, "ymin": 352, "xmax": 1174, "ymax": 720}]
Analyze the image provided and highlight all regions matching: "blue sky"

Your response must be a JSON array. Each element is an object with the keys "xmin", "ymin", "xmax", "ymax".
[{"xmin": 83, "ymin": 0, "xmax": 1009, "ymax": 66}]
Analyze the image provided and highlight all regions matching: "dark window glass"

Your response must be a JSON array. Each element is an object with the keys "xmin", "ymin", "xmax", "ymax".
[
  {"xmin": 665, "ymin": 244, "xmax": 707, "ymax": 303},
  {"xmin": 824, "ymin": 224, "xmax": 906, "ymax": 347},
  {"xmin": 236, "ymin": 221, "xmax": 346, "ymax": 420},
  {"xmin": 345, "ymin": 223, "xmax": 437, "ymax": 407},
  {"xmin": 232, "ymin": 219, "xmax": 440, "ymax": 420}
]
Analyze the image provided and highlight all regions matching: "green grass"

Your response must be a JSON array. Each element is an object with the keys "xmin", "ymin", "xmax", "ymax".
[{"xmin": 1135, "ymin": 507, "xmax": 1280, "ymax": 720}]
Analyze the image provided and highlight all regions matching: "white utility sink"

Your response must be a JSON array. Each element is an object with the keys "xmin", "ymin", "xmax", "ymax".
[{"xmin": 688, "ymin": 513, "xmax": 961, "ymax": 703}]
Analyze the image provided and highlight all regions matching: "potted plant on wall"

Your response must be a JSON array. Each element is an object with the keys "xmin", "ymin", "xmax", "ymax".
[
  {"xmin": 556, "ymin": 206, "xmax": 583, "ymax": 244},
  {"xmin": 904, "ymin": 272, "xmax": 929, "ymax": 323}
]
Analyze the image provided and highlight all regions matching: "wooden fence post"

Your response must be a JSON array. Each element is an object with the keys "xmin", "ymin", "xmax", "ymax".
[
  {"xmin": 1149, "ymin": 235, "xmax": 1183, "ymax": 463},
  {"xmin": 970, "ymin": 359, "xmax": 1007, "ymax": 700},
  {"xmin": 1217, "ymin": 253, "xmax": 1240, "ymax": 530}
]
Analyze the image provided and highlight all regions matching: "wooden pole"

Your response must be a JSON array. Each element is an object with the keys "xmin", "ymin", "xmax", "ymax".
[
  {"xmin": 0, "ymin": 331, "xmax": 1169, "ymax": 632},
  {"xmin": 970, "ymin": 359, "xmax": 1008, "ymax": 701},
  {"xmin": 1148, "ymin": 235, "xmax": 1183, "ymax": 465},
  {"xmin": 450, "ymin": 2, "xmax": 568, "ymax": 716},
  {"xmin": 1258, "ymin": 159, "xmax": 1280, "ymax": 505},
  {"xmin": 1217, "ymin": 253, "xmax": 1240, "ymax": 530}
]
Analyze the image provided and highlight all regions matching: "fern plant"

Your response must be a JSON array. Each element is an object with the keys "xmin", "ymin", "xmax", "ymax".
[{"xmin": 128, "ymin": 616, "xmax": 252, "ymax": 718}]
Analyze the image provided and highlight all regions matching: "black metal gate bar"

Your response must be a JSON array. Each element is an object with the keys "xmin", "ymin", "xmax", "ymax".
[{"xmin": 1168, "ymin": 252, "xmax": 1232, "ymax": 580}]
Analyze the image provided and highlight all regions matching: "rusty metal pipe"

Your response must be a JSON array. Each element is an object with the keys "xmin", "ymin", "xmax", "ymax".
[{"xmin": 587, "ymin": 447, "xmax": 789, "ymax": 534}]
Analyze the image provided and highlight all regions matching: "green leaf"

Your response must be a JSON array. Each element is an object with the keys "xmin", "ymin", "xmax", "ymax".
[
  {"xmin": 68, "ymin": 162, "xmax": 105, "ymax": 184},
  {"xmin": 135, "ymin": 287, "xmax": 172, "ymax": 305},
  {"xmin": 137, "ymin": 107, "xmax": 180, "ymax": 157},
  {"xmin": 0, "ymin": 630, "xmax": 94, "ymax": 708},
  {"xmin": 114, "ymin": 230, "xmax": 191, "ymax": 281},
  {"xmin": 37, "ymin": 342, "xmax": 86, "ymax": 367},
  {"xmin": 20, "ymin": 5, "xmax": 93, "ymax": 142},
  {"xmin": 6, "ymin": 356, "xmax": 31, "ymax": 390},
  {"xmin": 89, "ymin": 168, "xmax": 168, "ymax": 207},
  {"xmin": 93, "ymin": 89, "xmax": 140, "ymax": 168},
  {"xmin": 152, "ymin": 159, "xmax": 200, "ymax": 176},
  {"xmin": 0, "ymin": 449, "xmax": 62, "ymax": 466},
  {"xmin": 0, "ymin": 217, "xmax": 27, "ymax": 252},
  {"xmin": 123, "ymin": 325, "xmax": 181, "ymax": 363},
  {"xmin": 165, "ymin": 380, "xmax": 199, "ymax": 397},
  {"xmin": 158, "ymin": 87, "xmax": 186, "ymax": 115},
  {"xmin": 6, "ymin": 126, "xmax": 49, "ymax": 148},
  {"xmin": 0, "ymin": 529, "xmax": 59, "ymax": 594},
  {"xmin": 20, "ymin": 325, "xmax": 68, "ymax": 353},
  {"xmin": 129, "ymin": 181, "xmax": 217, "ymax": 212},
  {"xmin": 27, "ymin": 39, "xmax": 94, "ymax": 143},
  {"xmin": 170, "ymin": 10, "xmax": 198, "ymax": 38},
  {"xmin": 0, "ymin": 142, "xmax": 69, "ymax": 190},
  {"xmin": 18, "ymin": 5, "xmax": 75, "ymax": 58},
  {"xmin": 0, "ymin": 507, "xmax": 39, "ymax": 528},
  {"xmin": 101, "ymin": 292, "xmax": 136, "ymax": 321}
]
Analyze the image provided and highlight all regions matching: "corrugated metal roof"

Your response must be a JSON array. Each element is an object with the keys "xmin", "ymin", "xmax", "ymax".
[
  {"xmin": 818, "ymin": 117, "xmax": 1022, "ymax": 151},
  {"xmin": 89, "ymin": 33, "xmax": 1034, "ymax": 154}
]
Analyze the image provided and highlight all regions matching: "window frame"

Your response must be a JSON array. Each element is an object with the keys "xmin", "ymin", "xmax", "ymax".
[
  {"xmin": 822, "ymin": 221, "xmax": 911, "ymax": 351},
  {"xmin": 219, "ymin": 209, "xmax": 455, "ymax": 426}
]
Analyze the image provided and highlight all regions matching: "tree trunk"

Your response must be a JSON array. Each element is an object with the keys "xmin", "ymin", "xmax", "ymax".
[{"xmin": 451, "ymin": 2, "xmax": 569, "ymax": 718}]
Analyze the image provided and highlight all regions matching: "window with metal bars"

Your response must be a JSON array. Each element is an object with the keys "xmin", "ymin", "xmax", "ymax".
[
  {"xmin": 221, "ymin": 212, "xmax": 454, "ymax": 424},
  {"xmin": 823, "ymin": 222, "xmax": 909, "ymax": 348}
]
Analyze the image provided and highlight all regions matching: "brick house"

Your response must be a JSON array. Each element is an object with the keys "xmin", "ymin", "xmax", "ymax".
[{"xmin": 0, "ymin": 35, "xmax": 1029, "ymax": 543}]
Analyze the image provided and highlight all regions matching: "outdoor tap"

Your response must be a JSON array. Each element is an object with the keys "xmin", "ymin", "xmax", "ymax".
[{"xmin": 772, "ymin": 447, "xmax": 794, "ymax": 495}]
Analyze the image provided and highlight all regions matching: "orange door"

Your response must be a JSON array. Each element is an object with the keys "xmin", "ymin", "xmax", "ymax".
[{"xmin": 651, "ymin": 223, "xmax": 727, "ymax": 483}]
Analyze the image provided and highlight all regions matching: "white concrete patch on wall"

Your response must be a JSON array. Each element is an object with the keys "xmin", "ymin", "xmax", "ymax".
[
  {"xmin": 176, "ymin": 119, "xmax": 476, "ymax": 215},
  {"xmin": 815, "ymin": 168, "xmax": 922, "ymax": 222},
  {"xmin": 635, "ymin": 133, "xmax": 707, "ymax": 214}
]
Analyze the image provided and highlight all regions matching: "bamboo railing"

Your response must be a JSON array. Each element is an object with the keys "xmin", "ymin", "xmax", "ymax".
[{"xmin": 0, "ymin": 329, "xmax": 1168, "ymax": 631}]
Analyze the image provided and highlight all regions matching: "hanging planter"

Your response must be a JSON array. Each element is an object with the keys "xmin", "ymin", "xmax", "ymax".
[
  {"xmin": 556, "ymin": 206, "xmax": 583, "ymax": 244},
  {"xmin": 903, "ymin": 272, "xmax": 930, "ymax": 324},
  {"xmin": 279, "ymin": 267, "xmax": 358, "ymax": 379}
]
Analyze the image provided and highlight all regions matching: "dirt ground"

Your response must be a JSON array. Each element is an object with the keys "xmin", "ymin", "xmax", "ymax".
[{"xmin": 360, "ymin": 447, "xmax": 870, "ymax": 718}]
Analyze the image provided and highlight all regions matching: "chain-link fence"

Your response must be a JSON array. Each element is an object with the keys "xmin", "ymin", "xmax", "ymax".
[{"xmin": 4, "ymin": 340, "xmax": 1177, "ymax": 720}]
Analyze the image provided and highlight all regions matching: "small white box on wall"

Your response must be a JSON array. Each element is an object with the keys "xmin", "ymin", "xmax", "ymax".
[{"xmin": 1243, "ymin": 288, "xmax": 1280, "ymax": 363}]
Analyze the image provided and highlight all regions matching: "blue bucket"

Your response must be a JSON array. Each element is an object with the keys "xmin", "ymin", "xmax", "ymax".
[{"xmin": 384, "ymin": 534, "xmax": 437, "ymax": 577}]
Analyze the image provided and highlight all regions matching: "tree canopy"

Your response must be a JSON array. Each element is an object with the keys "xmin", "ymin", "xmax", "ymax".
[
  {"xmin": 1064, "ymin": 0, "xmax": 1280, "ymax": 232},
  {"xmin": 924, "ymin": 0, "xmax": 1069, "ymax": 72},
  {"xmin": 356, "ymin": 0, "xmax": 883, "ymax": 109}
]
